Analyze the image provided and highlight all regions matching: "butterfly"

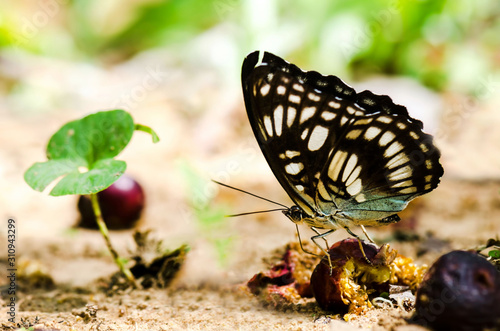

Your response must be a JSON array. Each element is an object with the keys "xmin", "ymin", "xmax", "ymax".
[{"xmin": 240, "ymin": 50, "xmax": 444, "ymax": 262}]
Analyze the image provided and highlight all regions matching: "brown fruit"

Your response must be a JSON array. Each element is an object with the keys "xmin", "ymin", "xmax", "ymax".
[{"xmin": 414, "ymin": 250, "xmax": 500, "ymax": 330}]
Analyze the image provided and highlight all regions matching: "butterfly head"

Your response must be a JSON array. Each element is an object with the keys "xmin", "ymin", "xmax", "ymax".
[{"xmin": 283, "ymin": 205, "xmax": 306, "ymax": 224}]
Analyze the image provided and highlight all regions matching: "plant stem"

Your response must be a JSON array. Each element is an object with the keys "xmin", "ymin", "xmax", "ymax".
[{"xmin": 90, "ymin": 193, "xmax": 139, "ymax": 288}]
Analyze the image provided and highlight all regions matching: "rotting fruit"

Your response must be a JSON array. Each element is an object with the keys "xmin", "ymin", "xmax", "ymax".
[
  {"xmin": 413, "ymin": 250, "xmax": 500, "ymax": 331},
  {"xmin": 246, "ymin": 242, "xmax": 318, "ymax": 305},
  {"xmin": 77, "ymin": 174, "xmax": 145, "ymax": 230},
  {"xmin": 310, "ymin": 238, "xmax": 397, "ymax": 313}
]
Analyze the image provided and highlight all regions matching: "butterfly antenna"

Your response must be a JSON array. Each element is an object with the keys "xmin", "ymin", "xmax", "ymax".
[
  {"xmin": 212, "ymin": 180, "xmax": 289, "ymax": 209},
  {"xmin": 226, "ymin": 208, "xmax": 287, "ymax": 218}
]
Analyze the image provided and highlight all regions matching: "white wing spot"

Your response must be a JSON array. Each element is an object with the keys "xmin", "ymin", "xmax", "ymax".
[
  {"xmin": 317, "ymin": 181, "xmax": 331, "ymax": 201},
  {"xmin": 420, "ymin": 143, "xmax": 429, "ymax": 153},
  {"xmin": 287, "ymin": 107, "xmax": 296, "ymax": 127},
  {"xmin": 342, "ymin": 154, "xmax": 358, "ymax": 182},
  {"xmin": 397, "ymin": 122, "xmax": 407, "ymax": 130},
  {"xmin": 424, "ymin": 184, "xmax": 431, "ymax": 190},
  {"xmin": 340, "ymin": 116, "xmax": 349, "ymax": 126},
  {"xmin": 328, "ymin": 183, "xmax": 341, "ymax": 194},
  {"xmin": 346, "ymin": 178, "xmax": 362, "ymax": 196},
  {"xmin": 328, "ymin": 101, "xmax": 341, "ymax": 109},
  {"xmin": 308, "ymin": 93, "xmax": 320, "ymax": 101},
  {"xmin": 285, "ymin": 150, "xmax": 301, "ymax": 158},
  {"xmin": 345, "ymin": 166, "xmax": 361, "ymax": 187},
  {"xmin": 365, "ymin": 127, "xmax": 382, "ymax": 140},
  {"xmin": 300, "ymin": 106, "xmax": 316, "ymax": 124},
  {"xmin": 301, "ymin": 128, "xmax": 309, "ymax": 140},
  {"xmin": 425, "ymin": 175, "xmax": 432, "ymax": 182},
  {"xmin": 346, "ymin": 106, "xmax": 356, "ymax": 115},
  {"xmin": 260, "ymin": 84, "xmax": 270, "ymax": 96},
  {"xmin": 295, "ymin": 185, "xmax": 305, "ymax": 192},
  {"xmin": 388, "ymin": 165, "xmax": 412, "ymax": 181},
  {"xmin": 387, "ymin": 153, "xmax": 410, "ymax": 169},
  {"xmin": 273, "ymin": 105, "xmax": 284, "ymax": 136},
  {"xmin": 379, "ymin": 131, "xmax": 396, "ymax": 146},
  {"xmin": 289, "ymin": 94, "xmax": 301, "ymax": 103},
  {"xmin": 285, "ymin": 162, "xmax": 304, "ymax": 175},
  {"xmin": 385, "ymin": 141, "xmax": 404, "ymax": 158},
  {"xmin": 355, "ymin": 118, "xmax": 373, "ymax": 126},
  {"xmin": 293, "ymin": 83, "xmax": 304, "ymax": 92},
  {"xmin": 277, "ymin": 85, "xmax": 286, "ymax": 95},
  {"xmin": 426, "ymin": 159, "xmax": 432, "ymax": 170},
  {"xmin": 308, "ymin": 126, "xmax": 329, "ymax": 151},
  {"xmin": 321, "ymin": 111, "xmax": 336, "ymax": 121},
  {"xmin": 346, "ymin": 129, "xmax": 362, "ymax": 140},
  {"xmin": 279, "ymin": 153, "xmax": 286, "ymax": 159},
  {"xmin": 355, "ymin": 193, "xmax": 366, "ymax": 203},
  {"xmin": 328, "ymin": 150, "xmax": 348, "ymax": 181},
  {"xmin": 377, "ymin": 116, "xmax": 392, "ymax": 123},
  {"xmin": 409, "ymin": 131, "xmax": 419, "ymax": 140},
  {"xmin": 263, "ymin": 116, "xmax": 273, "ymax": 136},
  {"xmin": 392, "ymin": 179, "xmax": 413, "ymax": 188},
  {"xmin": 399, "ymin": 187, "xmax": 417, "ymax": 194}
]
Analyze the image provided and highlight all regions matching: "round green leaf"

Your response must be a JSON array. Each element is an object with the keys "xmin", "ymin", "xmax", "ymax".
[
  {"xmin": 49, "ymin": 159, "xmax": 126, "ymax": 196},
  {"xmin": 47, "ymin": 109, "xmax": 135, "ymax": 167},
  {"xmin": 24, "ymin": 159, "xmax": 84, "ymax": 192},
  {"xmin": 24, "ymin": 110, "xmax": 136, "ymax": 196}
]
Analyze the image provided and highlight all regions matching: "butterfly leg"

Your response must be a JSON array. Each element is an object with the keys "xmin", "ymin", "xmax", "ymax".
[
  {"xmin": 310, "ymin": 226, "xmax": 330, "ymax": 250},
  {"xmin": 295, "ymin": 224, "xmax": 324, "ymax": 258},
  {"xmin": 310, "ymin": 228, "xmax": 337, "ymax": 274},
  {"xmin": 360, "ymin": 225, "xmax": 375, "ymax": 244},
  {"xmin": 344, "ymin": 227, "xmax": 373, "ymax": 265}
]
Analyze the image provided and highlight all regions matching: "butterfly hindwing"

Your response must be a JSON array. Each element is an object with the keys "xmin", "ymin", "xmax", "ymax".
[{"xmin": 242, "ymin": 51, "xmax": 443, "ymax": 227}]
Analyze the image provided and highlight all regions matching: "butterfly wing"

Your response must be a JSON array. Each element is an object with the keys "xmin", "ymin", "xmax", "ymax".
[
  {"xmin": 314, "ymin": 91, "xmax": 443, "ymax": 225},
  {"xmin": 242, "ymin": 51, "xmax": 336, "ymax": 215},
  {"xmin": 242, "ymin": 51, "xmax": 443, "ymax": 226}
]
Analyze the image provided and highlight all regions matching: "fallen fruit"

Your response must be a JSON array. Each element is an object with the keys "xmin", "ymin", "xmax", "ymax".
[
  {"xmin": 310, "ymin": 238, "xmax": 397, "ymax": 313},
  {"xmin": 246, "ymin": 242, "xmax": 318, "ymax": 306},
  {"xmin": 414, "ymin": 250, "xmax": 500, "ymax": 330},
  {"xmin": 77, "ymin": 174, "xmax": 145, "ymax": 230}
]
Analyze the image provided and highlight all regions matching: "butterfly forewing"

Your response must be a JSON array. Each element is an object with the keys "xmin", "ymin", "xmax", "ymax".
[
  {"xmin": 243, "ymin": 52, "xmax": 337, "ymax": 215},
  {"xmin": 242, "ymin": 51, "xmax": 443, "ymax": 228}
]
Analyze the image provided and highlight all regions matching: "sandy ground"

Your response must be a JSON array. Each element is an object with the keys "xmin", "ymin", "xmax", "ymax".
[{"xmin": 1, "ymin": 50, "xmax": 500, "ymax": 330}]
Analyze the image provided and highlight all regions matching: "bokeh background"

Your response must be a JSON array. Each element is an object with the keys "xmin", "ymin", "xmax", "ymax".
[{"xmin": 1, "ymin": 0, "xmax": 500, "ymax": 286}]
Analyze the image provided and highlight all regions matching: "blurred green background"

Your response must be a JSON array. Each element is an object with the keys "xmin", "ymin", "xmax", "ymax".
[{"xmin": 1, "ymin": 0, "xmax": 499, "ymax": 96}]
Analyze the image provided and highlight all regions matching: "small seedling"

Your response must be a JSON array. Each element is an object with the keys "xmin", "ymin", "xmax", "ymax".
[{"xmin": 24, "ymin": 109, "xmax": 159, "ymax": 288}]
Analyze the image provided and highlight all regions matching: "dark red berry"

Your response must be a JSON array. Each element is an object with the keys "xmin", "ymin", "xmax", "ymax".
[
  {"xmin": 77, "ymin": 174, "xmax": 145, "ymax": 230},
  {"xmin": 414, "ymin": 250, "xmax": 500, "ymax": 330}
]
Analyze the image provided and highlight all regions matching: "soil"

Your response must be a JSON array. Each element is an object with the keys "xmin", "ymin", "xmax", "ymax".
[{"xmin": 1, "ymin": 51, "xmax": 499, "ymax": 330}]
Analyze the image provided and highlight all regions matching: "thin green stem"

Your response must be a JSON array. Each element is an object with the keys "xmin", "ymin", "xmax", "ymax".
[{"xmin": 90, "ymin": 193, "xmax": 139, "ymax": 288}]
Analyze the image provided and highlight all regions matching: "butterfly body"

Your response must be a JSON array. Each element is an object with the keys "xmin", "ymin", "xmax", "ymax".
[{"xmin": 242, "ymin": 51, "xmax": 443, "ymax": 237}]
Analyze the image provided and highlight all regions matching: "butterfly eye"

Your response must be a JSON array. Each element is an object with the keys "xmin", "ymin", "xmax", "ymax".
[{"xmin": 283, "ymin": 205, "xmax": 304, "ymax": 223}]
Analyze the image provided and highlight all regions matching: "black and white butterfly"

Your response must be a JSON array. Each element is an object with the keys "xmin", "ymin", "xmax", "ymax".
[{"xmin": 240, "ymin": 50, "xmax": 444, "ymax": 256}]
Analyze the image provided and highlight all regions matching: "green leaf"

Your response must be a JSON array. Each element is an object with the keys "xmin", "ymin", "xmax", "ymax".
[
  {"xmin": 489, "ymin": 250, "xmax": 500, "ymax": 259},
  {"xmin": 24, "ymin": 109, "xmax": 140, "ymax": 196},
  {"xmin": 47, "ymin": 109, "xmax": 134, "ymax": 165},
  {"xmin": 135, "ymin": 123, "xmax": 160, "ymax": 143},
  {"xmin": 49, "ymin": 159, "xmax": 126, "ymax": 196},
  {"xmin": 24, "ymin": 159, "xmax": 83, "ymax": 192}
]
